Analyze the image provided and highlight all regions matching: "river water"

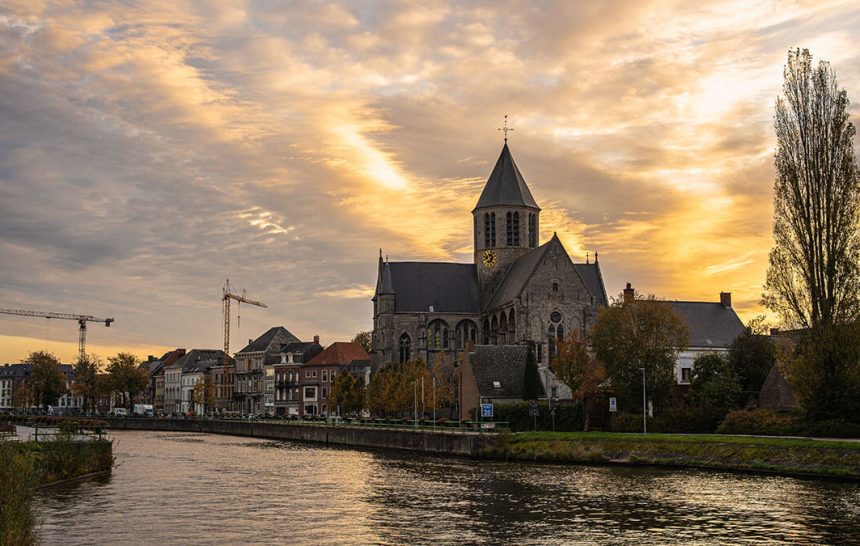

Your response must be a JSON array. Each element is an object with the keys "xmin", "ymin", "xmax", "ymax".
[{"xmin": 35, "ymin": 430, "xmax": 860, "ymax": 545}]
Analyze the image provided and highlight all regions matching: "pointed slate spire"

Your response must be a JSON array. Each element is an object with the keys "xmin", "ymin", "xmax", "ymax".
[
  {"xmin": 379, "ymin": 259, "xmax": 395, "ymax": 294},
  {"xmin": 473, "ymin": 143, "xmax": 540, "ymax": 211}
]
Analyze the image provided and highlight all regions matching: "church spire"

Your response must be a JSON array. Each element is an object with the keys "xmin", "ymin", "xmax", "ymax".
[{"xmin": 473, "ymin": 142, "xmax": 540, "ymax": 211}]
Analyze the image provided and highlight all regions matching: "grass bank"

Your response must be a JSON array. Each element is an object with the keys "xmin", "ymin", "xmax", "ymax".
[
  {"xmin": 479, "ymin": 431, "xmax": 860, "ymax": 479},
  {"xmin": 0, "ymin": 436, "xmax": 112, "ymax": 544}
]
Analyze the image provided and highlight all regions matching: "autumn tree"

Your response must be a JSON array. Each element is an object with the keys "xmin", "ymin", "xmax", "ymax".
[
  {"xmin": 590, "ymin": 290, "xmax": 689, "ymax": 412},
  {"xmin": 12, "ymin": 381, "xmax": 34, "ymax": 409},
  {"xmin": 762, "ymin": 49, "xmax": 860, "ymax": 420},
  {"xmin": 366, "ymin": 360, "xmax": 430, "ymax": 417},
  {"xmin": 727, "ymin": 325, "xmax": 776, "ymax": 393},
  {"xmin": 351, "ymin": 331, "xmax": 372, "ymax": 353},
  {"xmin": 25, "ymin": 351, "xmax": 68, "ymax": 410},
  {"xmin": 72, "ymin": 353, "xmax": 103, "ymax": 412},
  {"xmin": 331, "ymin": 371, "xmax": 365, "ymax": 415},
  {"xmin": 191, "ymin": 374, "xmax": 216, "ymax": 415},
  {"xmin": 552, "ymin": 332, "xmax": 605, "ymax": 430},
  {"xmin": 106, "ymin": 353, "xmax": 149, "ymax": 409}
]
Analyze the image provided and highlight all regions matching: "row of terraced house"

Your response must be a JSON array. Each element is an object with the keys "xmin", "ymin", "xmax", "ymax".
[{"xmin": 140, "ymin": 327, "xmax": 371, "ymax": 417}]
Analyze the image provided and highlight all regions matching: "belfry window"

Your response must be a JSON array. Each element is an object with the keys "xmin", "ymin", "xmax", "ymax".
[
  {"xmin": 399, "ymin": 334, "xmax": 411, "ymax": 363},
  {"xmin": 484, "ymin": 212, "xmax": 496, "ymax": 247},
  {"xmin": 513, "ymin": 212, "xmax": 520, "ymax": 245},
  {"xmin": 506, "ymin": 212, "xmax": 513, "ymax": 246},
  {"xmin": 528, "ymin": 213, "xmax": 537, "ymax": 247}
]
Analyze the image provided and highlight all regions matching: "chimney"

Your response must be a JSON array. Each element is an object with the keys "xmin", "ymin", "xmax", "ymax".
[
  {"xmin": 147, "ymin": 355, "xmax": 155, "ymax": 362},
  {"xmin": 249, "ymin": 338, "xmax": 253, "ymax": 345},
  {"xmin": 623, "ymin": 282, "xmax": 635, "ymax": 304},
  {"xmin": 177, "ymin": 348, "xmax": 186, "ymax": 356},
  {"xmin": 770, "ymin": 327, "xmax": 780, "ymax": 337},
  {"xmin": 313, "ymin": 335, "xmax": 320, "ymax": 345},
  {"xmin": 720, "ymin": 292, "xmax": 732, "ymax": 308}
]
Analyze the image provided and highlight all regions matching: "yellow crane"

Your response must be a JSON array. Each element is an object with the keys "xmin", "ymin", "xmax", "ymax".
[
  {"xmin": 0, "ymin": 308, "xmax": 114, "ymax": 360},
  {"xmin": 221, "ymin": 280, "xmax": 266, "ymax": 412}
]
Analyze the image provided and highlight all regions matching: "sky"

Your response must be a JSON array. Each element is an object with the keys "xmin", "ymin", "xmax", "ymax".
[{"xmin": 1, "ymin": 0, "xmax": 859, "ymax": 364}]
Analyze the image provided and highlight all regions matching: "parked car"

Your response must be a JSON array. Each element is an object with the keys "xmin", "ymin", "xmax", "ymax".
[{"xmin": 113, "ymin": 408, "xmax": 128, "ymax": 417}]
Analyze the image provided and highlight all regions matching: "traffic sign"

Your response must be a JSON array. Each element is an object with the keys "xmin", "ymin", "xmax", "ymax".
[
  {"xmin": 528, "ymin": 400, "xmax": 540, "ymax": 417},
  {"xmin": 609, "ymin": 397, "xmax": 617, "ymax": 412},
  {"xmin": 481, "ymin": 403, "xmax": 494, "ymax": 418}
]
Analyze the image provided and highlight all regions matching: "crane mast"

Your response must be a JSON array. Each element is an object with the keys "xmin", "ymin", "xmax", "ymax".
[
  {"xmin": 221, "ymin": 280, "xmax": 266, "ymax": 413},
  {"xmin": 0, "ymin": 308, "xmax": 115, "ymax": 360}
]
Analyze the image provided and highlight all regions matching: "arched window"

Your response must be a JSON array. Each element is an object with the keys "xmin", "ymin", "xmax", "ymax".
[
  {"xmin": 427, "ymin": 319, "xmax": 449, "ymax": 350},
  {"xmin": 456, "ymin": 320, "xmax": 478, "ymax": 349},
  {"xmin": 513, "ymin": 212, "xmax": 520, "ymax": 246},
  {"xmin": 528, "ymin": 213, "xmax": 537, "ymax": 247},
  {"xmin": 399, "ymin": 334, "xmax": 411, "ymax": 363},
  {"xmin": 506, "ymin": 211, "xmax": 513, "ymax": 246}
]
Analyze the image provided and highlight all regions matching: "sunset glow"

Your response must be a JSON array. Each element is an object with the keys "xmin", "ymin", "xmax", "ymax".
[{"xmin": 1, "ymin": 0, "xmax": 859, "ymax": 363}]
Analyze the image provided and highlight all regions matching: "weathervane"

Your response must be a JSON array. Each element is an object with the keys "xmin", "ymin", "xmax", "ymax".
[{"xmin": 498, "ymin": 114, "xmax": 514, "ymax": 143}]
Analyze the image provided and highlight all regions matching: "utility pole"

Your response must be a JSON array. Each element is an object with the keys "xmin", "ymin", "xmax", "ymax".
[{"xmin": 640, "ymin": 367, "xmax": 647, "ymax": 434}]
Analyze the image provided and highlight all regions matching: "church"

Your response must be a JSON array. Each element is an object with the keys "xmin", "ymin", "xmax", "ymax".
[{"xmin": 371, "ymin": 142, "xmax": 608, "ymax": 369}]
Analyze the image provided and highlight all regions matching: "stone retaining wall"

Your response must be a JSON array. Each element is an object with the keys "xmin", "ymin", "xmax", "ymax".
[{"xmin": 109, "ymin": 418, "xmax": 489, "ymax": 456}]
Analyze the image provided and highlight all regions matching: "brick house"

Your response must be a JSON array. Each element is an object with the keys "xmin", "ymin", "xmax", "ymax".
[
  {"xmin": 300, "ymin": 342, "xmax": 369, "ymax": 417},
  {"xmin": 274, "ymin": 337, "xmax": 323, "ymax": 417},
  {"xmin": 234, "ymin": 326, "xmax": 301, "ymax": 415}
]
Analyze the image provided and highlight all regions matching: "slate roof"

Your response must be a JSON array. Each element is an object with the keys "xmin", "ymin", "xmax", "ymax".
[
  {"xmin": 237, "ymin": 326, "xmax": 300, "ymax": 354},
  {"xmin": 279, "ymin": 342, "xmax": 324, "ymax": 364},
  {"xmin": 485, "ymin": 240, "xmax": 552, "ymax": 310},
  {"xmin": 386, "ymin": 262, "xmax": 480, "ymax": 313},
  {"xmin": 0, "ymin": 363, "xmax": 31, "ymax": 379},
  {"xmin": 469, "ymin": 345, "xmax": 543, "ymax": 399},
  {"xmin": 474, "ymin": 143, "xmax": 540, "ymax": 210},
  {"xmin": 573, "ymin": 263, "xmax": 609, "ymax": 307},
  {"xmin": 305, "ymin": 342, "xmax": 369, "ymax": 367},
  {"xmin": 662, "ymin": 301, "xmax": 745, "ymax": 348},
  {"xmin": 168, "ymin": 349, "xmax": 232, "ymax": 373}
]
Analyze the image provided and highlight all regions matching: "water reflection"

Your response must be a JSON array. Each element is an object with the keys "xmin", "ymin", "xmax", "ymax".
[{"xmin": 36, "ymin": 431, "xmax": 860, "ymax": 545}]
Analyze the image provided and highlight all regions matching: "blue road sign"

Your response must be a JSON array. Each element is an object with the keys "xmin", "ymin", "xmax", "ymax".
[{"xmin": 481, "ymin": 403, "xmax": 494, "ymax": 418}]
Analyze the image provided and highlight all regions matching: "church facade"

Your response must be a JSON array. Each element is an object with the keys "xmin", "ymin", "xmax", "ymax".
[{"xmin": 371, "ymin": 143, "xmax": 608, "ymax": 369}]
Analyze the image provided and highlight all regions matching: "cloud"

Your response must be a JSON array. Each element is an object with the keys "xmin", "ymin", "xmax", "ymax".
[{"xmin": 1, "ymin": 0, "xmax": 858, "ymax": 362}]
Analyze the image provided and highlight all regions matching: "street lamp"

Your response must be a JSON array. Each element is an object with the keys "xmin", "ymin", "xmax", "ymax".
[{"xmin": 639, "ymin": 367, "xmax": 646, "ymax": 434}]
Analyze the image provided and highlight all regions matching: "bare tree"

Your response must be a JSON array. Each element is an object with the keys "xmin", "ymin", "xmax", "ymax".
[{"xmin": 763, "ymin": 48, "xmax": 860, "ymax": 329}]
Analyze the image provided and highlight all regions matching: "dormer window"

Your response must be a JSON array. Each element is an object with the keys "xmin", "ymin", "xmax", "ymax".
[{"xmin": 492, "ymin": 380, "xmax": 502, "ymax": 389}]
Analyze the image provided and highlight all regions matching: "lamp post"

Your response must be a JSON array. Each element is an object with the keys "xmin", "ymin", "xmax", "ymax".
[
  {"xmin": 639, "ymin": 367, "xmax": 647, "ymax": 434},
  {"xmin": 412, "ymin": 380, "xmax": 418, "ymax": 427},
  {"xmin": 432, "ymin": 376, "xmax": 436, "ymax": 429}
]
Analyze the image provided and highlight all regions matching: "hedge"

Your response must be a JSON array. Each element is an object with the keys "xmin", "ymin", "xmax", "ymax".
[
  {"xmin": 492, "ymin": 401, "xmax": 584, "ymax": 432},
  {"xmin": 717, "ymin": 408, "xmax": 860, "ymax": 438}
]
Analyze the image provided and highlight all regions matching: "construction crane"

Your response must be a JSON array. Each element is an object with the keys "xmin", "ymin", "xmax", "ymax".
[
  {"xmin": 0, "ymin": 308, "xmax": 114, "ymax": 360},
  {"xmin": 222, "ymin": 280, "xmax": 267, "ymax": 411}
]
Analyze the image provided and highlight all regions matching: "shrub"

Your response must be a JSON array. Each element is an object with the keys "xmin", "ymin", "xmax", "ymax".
[
  {"xmin": 717, "ymin": 408, "xmax": 860, "ymax": 438},
  {"xmin": 0, "ymin": 443, "xmax": 37, "ymax": 545},
  {"xmin": 493, "ymin": 401, "xmax": 583, "ymax": 432}
]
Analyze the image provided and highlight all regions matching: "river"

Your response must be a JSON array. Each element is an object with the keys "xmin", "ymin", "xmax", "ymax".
[{"xmin": 35, "ymin": 430, "xmax": 860, "ymax": 545}]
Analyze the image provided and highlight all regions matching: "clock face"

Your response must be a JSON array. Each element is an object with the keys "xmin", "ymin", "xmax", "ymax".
[{"xmin": 482, "ymin": 250, "xmax": 497, "ymax": 268}]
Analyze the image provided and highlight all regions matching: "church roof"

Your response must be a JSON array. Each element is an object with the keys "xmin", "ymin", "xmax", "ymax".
[
  {"xmin": 573, "ymin": 263, "xmax": 609, "ymax": 307},
  {"xmin": 486, "ymin": 235, "xmax": 609, "ymax": 311},
  {"xmin": 473, "ymin": 143, "xmax": 540, "ymax": 211},
  {"xmin": 387, "ymin": 262, "xmax": 480, "ymax": 313},
  {"xmin": 661, "ymin": 301, "xmax": 745, "ymax": 348},
  {"xmin": 485, "ymin": 239, "xmax": 552, "ymax": 311},
  {"xmin": 469, "ymin": 345, "xmax": 544, "ymax": 399}
]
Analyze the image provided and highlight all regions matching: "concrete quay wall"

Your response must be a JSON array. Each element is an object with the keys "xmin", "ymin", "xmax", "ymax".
[{"xmin": 109, "ymin": 418, "xmax": 488, "ymax": 456}]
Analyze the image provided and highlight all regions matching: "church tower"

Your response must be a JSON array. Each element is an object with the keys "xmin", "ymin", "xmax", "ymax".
[{"xmin": 473, "ymin": 142, "xmax": 541, "ymax": 303}]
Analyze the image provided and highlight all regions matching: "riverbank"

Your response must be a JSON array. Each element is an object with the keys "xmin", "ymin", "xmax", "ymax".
[
  {"xmin": 103, "ymin": 417, "xmax": 860, "ymax": 480},
  {"xmin": 0, "ymin": 436, "xmax": 112, "ymax": 545},
  {"xmin": 479, "ymin": 431, "xmax": 860, "ymax": 479}
]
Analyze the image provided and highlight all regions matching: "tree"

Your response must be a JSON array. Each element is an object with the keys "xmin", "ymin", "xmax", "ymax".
[
  {"xmin": 191, "ymin": 374, "xmax": 216, "ymax": 415},
  {"xmin": 106, "ymin": 353, "xmax": 149, "ymax": 409},
  {"xmin": 11, "ymin": 381, "xmax": 34, "ymax": 409},
  {"xmin": 689, "ymin": 353, "xmax": 741, "ymax": 412},
  {"xmin": 24, "ymin": 351, "xmax": 67, "ymax": 410},
  {"xmin": 522, "ymin": 347, "xmax": 542, "ymax": 401},
  {"xmin": 763, "ymin": 49, "xmax": 860, "ymax": 329},
  {"xmin": 331, "ymin": 372, "xmax": 365, "ymax": 415},
  {"xmin": 71, "ymin": 353, "xmax": 102, "ymax": 412},
  {"xmin": 366, "ymin": 359, "xmax": 429, "ymax": 417},
  {"xmin": 727, "ymin": 328, "xmax": 776, "ymax": 393},
  {"xmin": 351, "ymin": 331, "xmax": 372, "ymax": 353},
  {"xmin": 590, "ymin": 291, "xmax": 690, "ymax": 412},
  {"xmin": 762, "ymin": 49, "xmax": 860, "ymax": 421},
  {"xmin": 428, "ymin": 352, "xmax": 456, "ymax": 412},
  {"xmin": 552, "ymin": 331, "xmax": 605, "ymax": 430}
]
